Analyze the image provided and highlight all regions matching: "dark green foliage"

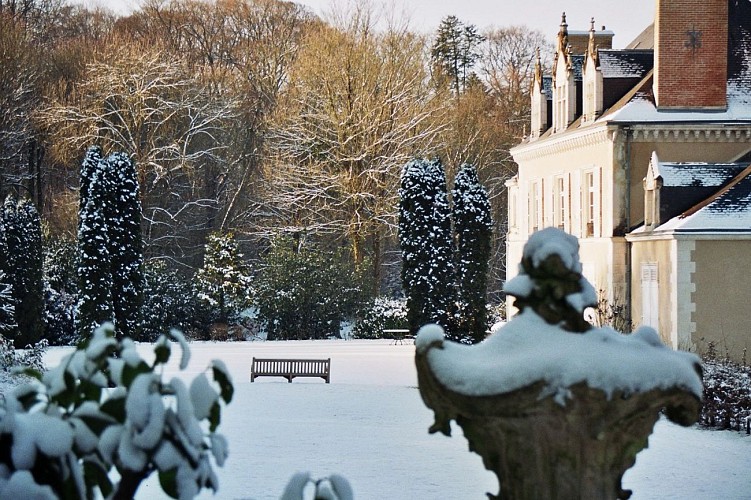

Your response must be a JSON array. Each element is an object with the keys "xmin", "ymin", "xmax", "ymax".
[
  {"xmin": 142, "ymin": 260, "xmax": 202, "ymax": 341},
  {"xmin": 43, "ymin": 236, "xmax": 78, "ymax": 345},
  {"xmin": 254, "ymin": 237, "xmax": 367, "ymax": 340},
  {"xmin": 1, "ymin": 197, "xmax": 44, "ymax": 347},
  {"xmin": 398, "ymin": 158, "xmax": 456, "ymax": 337},
  {"xmin": 108, "ymin": 152, "xmax": 143, "ymax": 339},
  {"xmin": 453, "ymin": 164, "xmax": 493, "ymax": 343},
  {"xmin": 0, "ymin": 324, "xmax": 232, "ymax": 499},
  {"xmin": 431, "ymin": 16, "xmax": 485, "ymax": 94},
  {"xmin": 194, "ymin": 232, "xmax": 251, "ymax": 325}
]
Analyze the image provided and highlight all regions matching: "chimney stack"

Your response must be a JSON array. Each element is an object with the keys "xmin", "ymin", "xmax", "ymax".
[{"xmin": 654, "ymin": 0, "xmax": 728, "ymax": 110}]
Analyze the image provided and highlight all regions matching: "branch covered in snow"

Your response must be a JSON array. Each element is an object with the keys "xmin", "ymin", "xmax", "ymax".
[{"xmin": 0, "ymin": 323, "xmax": 233, "ymax": 499}]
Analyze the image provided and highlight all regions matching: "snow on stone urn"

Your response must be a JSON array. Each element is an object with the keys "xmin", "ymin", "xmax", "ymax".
[{"xmin": 415, "ymin": 228, "xmax": 703, "ymax": 500}]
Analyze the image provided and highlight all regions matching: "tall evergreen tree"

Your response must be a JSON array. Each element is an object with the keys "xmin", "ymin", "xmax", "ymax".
[
  {"xmin": 195, "ymin": 232, "xmax": 251, "ymax": 325},
  {"xmin": 398, "ymin": 158, "xmax": 456, "ymax": 337},
  {"xmin": 76, "ymin": 156, "xmax": 114, "ymax": 337},
  {"xmin": 431, "ymin": 16, "xmax": 485, "ymax": 94},
  {"xmin": 108, "ymin": 152, "xmax": 143, "ymax": 339},
  {"xmin": 453, "ymin": 163, "xmax": 493, "ymax": 343},
  {"xmin": 2, "ymin": 197, "xmax": 44, "ymax": 347}
]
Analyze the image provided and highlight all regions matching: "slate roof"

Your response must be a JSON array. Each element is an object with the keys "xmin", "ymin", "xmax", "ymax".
[
  {"xmin": 656, "ymin": 162, "xmax": 747, "ymax": 188},
  {"xmin": 728, "ymin": 0, "xmax": 751, "ymax": 101},
  {"xmin": 598, "ymin": 50, "xmax": 653, "ymax": 79},
  {"xmin": 571, "ymin": 54, "xmax": 584, "ymax": 81},
  {"xmin": 542, "ymin": 76, "xmax": 553, "ymax": 100},
  {"xmin": 655, "ymin": 165, "xmax": 751, "ymax": 232}
]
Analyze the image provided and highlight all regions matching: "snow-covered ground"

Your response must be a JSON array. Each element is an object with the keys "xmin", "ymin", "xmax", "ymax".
[{"xmin": 43, "ymin": 340, "xmax": 751, "ymax": 500}]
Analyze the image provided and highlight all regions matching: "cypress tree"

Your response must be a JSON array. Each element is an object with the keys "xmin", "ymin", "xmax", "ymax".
[
  {"xmin": 76, "ymin": 156, "xmax": 114, "ymax": 337},
  {"xmin": 2, "ymin": 197, "xmax": 44, "ymax": 347},
  {"xmin": 452, "ymin": 163, "xmax": 493, "ymax": 343},
  {"xmin": 398, "ymin": 158, "xmax": 456, "ymax": 337},
  {"xmin": 108, "ymin": 152, "xmax": 143, "ymax": 339}
]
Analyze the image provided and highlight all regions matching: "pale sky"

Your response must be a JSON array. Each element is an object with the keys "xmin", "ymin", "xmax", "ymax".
[{"xmin": 77, "ymin": 0, "xmax": 655, "ymax": 47}]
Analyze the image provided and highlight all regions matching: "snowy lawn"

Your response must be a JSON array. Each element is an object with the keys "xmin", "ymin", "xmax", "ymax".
[{"xmin": 43, "ymin": 340, "xmax": 751, "ymax": 499}]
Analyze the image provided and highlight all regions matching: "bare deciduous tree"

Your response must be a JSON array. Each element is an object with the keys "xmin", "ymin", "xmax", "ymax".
[{"xmin": 264, "ymin": 4, "xmax": 446, "ymax": 291}]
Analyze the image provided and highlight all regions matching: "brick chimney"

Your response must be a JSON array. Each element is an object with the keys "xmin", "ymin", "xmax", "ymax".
[{"xmin": 654, "ymin": 0, "xmax": 728, "ymax": 110}]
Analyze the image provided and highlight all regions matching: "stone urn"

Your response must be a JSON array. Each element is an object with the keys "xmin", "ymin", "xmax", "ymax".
[{"xmin": 415, "ymin": 228, "xmax": 702, "ymax": 500}]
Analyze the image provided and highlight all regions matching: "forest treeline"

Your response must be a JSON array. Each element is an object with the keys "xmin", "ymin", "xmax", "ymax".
[{"xmin": 0, "ymin": 0, "xmax": 551, "ymax": 300}]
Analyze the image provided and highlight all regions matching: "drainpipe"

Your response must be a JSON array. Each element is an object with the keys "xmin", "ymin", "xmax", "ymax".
[{"xmin": 623, "ymin": 126, "xmax": 633, "ymax": 328}]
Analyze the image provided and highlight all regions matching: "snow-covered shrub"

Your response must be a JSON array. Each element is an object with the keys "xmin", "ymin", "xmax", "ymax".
[
  {"xmin": 352, "ymin": 297, "xmax": 407, "ymax": 339},
  {"xmin": 254, "ymin": 238, "xmax": 367, "ymax": 340},
  {"xmin": 0, "ymin": 335, "xmax": 46, "ymax": 373},
  {"xmin": 700, "ymin": 343, "xmax": 751, "ymax": 431},
  {"xmin": 0, "ymin": 324, "xmax": 233, "ymax": 499},
  {"xmin": 194, "ymin": 232, "xmax": 252, "ymax": 328},
  {"xmin": 42, "ymin": 236, "xmax": 79, "ymax": 345},
  {"xmin": 281, "ymin": 472, "xmax": 353, "ymax": 500},
  {"xmin": 143, "ymin": 260, "xmax": 204, "ymax": 342}
]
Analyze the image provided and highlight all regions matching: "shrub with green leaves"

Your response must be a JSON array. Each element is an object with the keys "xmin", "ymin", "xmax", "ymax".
[
  {"xmin": 0, "ymin": 324, "xmax": 233, "ymax": 499},
  {"xmin": 352, "ymin": 297, "xmax": 407, "ymax": 339},
  {"xmin": 142, "ymin": 261, "xmax": 205, "ymax": 342},
  {"xmin": 254, "ymin": 238, "xmax": 367, "ymax": 340}
]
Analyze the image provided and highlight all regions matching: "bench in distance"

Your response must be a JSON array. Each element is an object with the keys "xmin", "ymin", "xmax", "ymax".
[{"xmin": 250, "ymin": 357, "xmax": 331, "ymax": 383}]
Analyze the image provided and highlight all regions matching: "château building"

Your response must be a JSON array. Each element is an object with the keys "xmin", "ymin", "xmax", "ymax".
[{"xmin": 507, "ymin": 0, "xmax": 751, "ymax": 359}]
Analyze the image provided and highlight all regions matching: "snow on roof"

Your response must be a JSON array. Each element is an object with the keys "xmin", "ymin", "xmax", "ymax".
[
  {"xmin": 604, "ymin": 93, "xmax": 751, "ymax": 123},
  {"xmin": 652, "ymin": 166, "xmax": 751, "ymax": 232},
  {"xmin": 415, "ymin": 312, "xmax": 702, "ymax": 401},
  {"xmin": 655, "ymin": 162, "xmax": 746, "ymax": 188},
  {"xmin": 598, "ymin": 50, "xmax": 653, "ymax": 79}
]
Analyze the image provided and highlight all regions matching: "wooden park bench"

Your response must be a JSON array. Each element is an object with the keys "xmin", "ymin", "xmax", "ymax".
[
  {"xmin": 250, "ymin": 357, "xmax": 331, "ymax": 383},
  {"xmin": 384, "ymin": 329, "xmax": 413, "ymax": 345}
]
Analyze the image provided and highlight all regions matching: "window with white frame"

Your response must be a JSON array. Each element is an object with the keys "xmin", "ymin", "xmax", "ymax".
[
  {"xmin": 529, "ymin": 181, "xmax": 542, "ymax": 233},
  {"xmin": 554, "ymin": 175, "xmax": 567, "ymax": 231},
  {"xmin": 641, "ymin": 263, "xmax": 659, "ymax": 328},
  {"xmin": 583, "ymin": 171, "xmax": 596, "ymax": 237},
  {"xmin": 554, "ymin": 84, "xmax": 567, "ymax": 132}
]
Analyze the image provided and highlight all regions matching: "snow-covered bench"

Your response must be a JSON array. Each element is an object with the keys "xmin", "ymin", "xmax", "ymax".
[{"xmin": 251, "ymin": 357, "xmax": 331, "ymax": 383}]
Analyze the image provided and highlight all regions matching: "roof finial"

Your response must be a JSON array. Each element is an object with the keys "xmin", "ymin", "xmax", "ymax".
[
  {"xmin": 590, "ymin": 17, "xmax": 595, "ymax": 33},
  {"xmin": 558, "ymin": 12, "xmax": 569, "ymax": 52}
]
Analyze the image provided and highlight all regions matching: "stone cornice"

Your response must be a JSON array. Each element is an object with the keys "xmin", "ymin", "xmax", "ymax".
[
  {"xmin": 511, "ymin": 125, "xmax": 611, "ymax": 162},
  {"xmin": 512, "ymin": 122, "xmax": 751, "ymax": 162},
  {"xmin": 627, "ymin": 125, "xmax": 751, "ymax": 142}
]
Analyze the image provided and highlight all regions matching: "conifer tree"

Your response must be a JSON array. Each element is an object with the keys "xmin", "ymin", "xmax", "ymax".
[
  {"xmin": 2, "ymin": 197, "xmax": 44, "ymax": 347},
  {"xmin": 108, "ymin": 152, "xmax": 143, "ymax": 339},
  {"xmin": 195, "ymin": 232, "xmax": 251, "ymax": 325},
  {"xmin": 431, "ymin": 16, "xmax": 485, "ymax": 94},
  {"xmin": 398, "ymin": 158, "xmax": 456, "ymax": 337},
  {"xmin": 76, "ymin": 156, "xmax": 114, "ymax": 337},
  {"xmin": 453, "ymin": 163, "xmax": 493, "ymax": 343}
]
